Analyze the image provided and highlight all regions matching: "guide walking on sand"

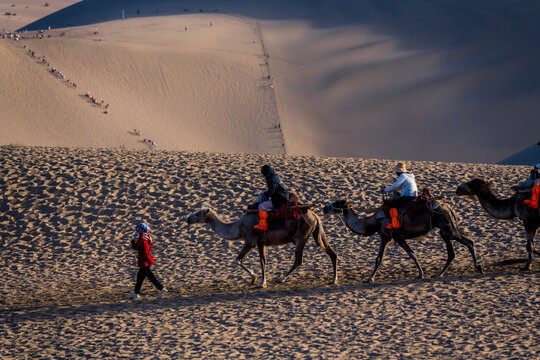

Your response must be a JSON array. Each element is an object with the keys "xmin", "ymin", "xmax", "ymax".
[{"xmin": 129, "ymin": 222, "xmax": 167, "ymax": 299}]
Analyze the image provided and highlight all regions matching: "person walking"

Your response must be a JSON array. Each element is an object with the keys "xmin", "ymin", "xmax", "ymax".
[{"xmin": 129, "ymin": 222, "xmax": 167, "ymax": 298}]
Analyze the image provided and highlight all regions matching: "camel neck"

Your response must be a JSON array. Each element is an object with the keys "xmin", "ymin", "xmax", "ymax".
[
  {"xmin": 206, "ymin": 211, "xmax": 242, "ymax": 240},
  {"xmin": 343, "ymin": 208, "xmax": 376, "ymax": 236},
  {"xmin": 476, "ymin": 191, "xmax": 515, "ymax": 219}
]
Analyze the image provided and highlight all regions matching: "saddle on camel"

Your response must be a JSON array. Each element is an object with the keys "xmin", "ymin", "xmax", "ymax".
[
  {"xmin": 249, "ymin": 165, "xmax": 317, "ymax": 232},
  {"xmin": 376, "ymin": 187, "xmax": 445, "ymax": 228},
  {"xmin": 247, "ymin": 192, "xmax": 318, "ymax": 232}
]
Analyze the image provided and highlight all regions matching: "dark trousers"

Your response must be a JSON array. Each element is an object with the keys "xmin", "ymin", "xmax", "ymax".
[
  {"xmin": 392, "ymin": 196, "xmax": 416, "ymax": 209},
  {"xmin": 134, "ymin": 266, "xmax": 163, "ymax": 294}
]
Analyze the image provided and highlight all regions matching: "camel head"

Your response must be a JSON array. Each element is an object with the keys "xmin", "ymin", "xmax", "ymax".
[
  {"xmin": 456, "ymin": 178, "xmax": 492, "ymax": 197},
  {"xmin": 186, "ymin": 206, "xmax": 212, "ymax": 225},
  {"xmin": 323, "ymin": 199, "xmax": 353, "ymax": 217}
]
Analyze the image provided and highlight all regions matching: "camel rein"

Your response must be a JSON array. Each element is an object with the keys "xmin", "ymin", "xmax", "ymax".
[{"xmin": 331, "ymin": 205, "xmax": 355, "ymax": 234}]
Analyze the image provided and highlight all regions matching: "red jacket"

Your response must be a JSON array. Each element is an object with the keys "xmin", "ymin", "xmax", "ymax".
[{"xmin": 131, "ymin": 232, "xmax": 155, "ymax": 267}]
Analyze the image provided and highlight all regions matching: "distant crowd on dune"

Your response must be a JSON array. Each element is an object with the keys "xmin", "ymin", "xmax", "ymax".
[
  {"xmin": 1, "ymin": 29, "xmax": 19, "ymax": 40},
  {"xmin": 2, "ymin": 27, "xmax": 56, "ymax": 41},
  {"xmin": 27, "ymin": 47, "xmax": 77, "ymax": 87},
  {"xmin": 24, "ymin": 44, "xmax": 114, "ymax": 114}
]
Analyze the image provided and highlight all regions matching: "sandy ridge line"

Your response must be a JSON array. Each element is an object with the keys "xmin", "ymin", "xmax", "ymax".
[{"xmin": 255, "ymin": 21, "xmax": 286, "ymax": 154}]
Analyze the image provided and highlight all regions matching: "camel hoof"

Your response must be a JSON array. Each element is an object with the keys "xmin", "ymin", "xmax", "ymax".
[
  {"xmin": 477, "ymin": 265, "xmax": 484, "ymax": 274},
  {"xmin": 250, "ymin": 275, "xmax": 258, "ymax": 285},
  {"xmin": 259, "ymin": 283, "xmax": 267, "ymax": 289},
  {"xmin": 520, "ymin": 265, "xmax": 532, "ymax": 272},
  {"xmin": 416, "ymin": 274, "xmax": 424, "ymax": 280},
  {"xmin": 277, "ymin": 277, "xmax": 286, "ymax": 284},
  {"xmin": 364, "ymin": 278, "xmax": 373, "ymax": 284}
]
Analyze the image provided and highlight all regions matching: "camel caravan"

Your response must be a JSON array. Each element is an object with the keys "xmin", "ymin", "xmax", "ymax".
[{"xmin": 187, "ymin": 163, "xmax": 540, "ymax": 288}]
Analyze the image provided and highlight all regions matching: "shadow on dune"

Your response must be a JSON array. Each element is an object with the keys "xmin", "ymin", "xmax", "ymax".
[{"xmin": 19, "ymin": 0, "xmax": 540, "ymax": 42}]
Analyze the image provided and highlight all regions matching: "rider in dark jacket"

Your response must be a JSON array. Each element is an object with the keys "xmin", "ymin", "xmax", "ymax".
[{"xmin": 261, "ymin": 164, "xmax": 289, "ymax": 209}]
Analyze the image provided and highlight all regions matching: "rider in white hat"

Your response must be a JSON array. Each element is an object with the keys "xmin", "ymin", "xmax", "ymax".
[
  {"xmin": 383, "ymin": 162, "xmax": 418, "ymax": 199},
  {"xmin": 381, "ymin": 162, "xmax": 418, "ymax": 229}
]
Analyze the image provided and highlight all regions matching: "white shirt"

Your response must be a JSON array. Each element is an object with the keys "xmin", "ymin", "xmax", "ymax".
[{"xmin": 385, "ymin": 173, "xmax": 418, "ymax": 197}]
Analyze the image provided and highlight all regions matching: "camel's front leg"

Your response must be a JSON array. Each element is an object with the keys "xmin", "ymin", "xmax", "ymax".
[
  {"xmin": 257, "ymin": 243, "xmax": 267, "ymax": 288},
  {"xmin": 235, "ymin": 243, "xmax": 257, "ymax": 284},
  {"xmin": 394, "ymin": 236, "xmax": 424, "ymax": 279},
  {"xmin": 279, "ymin": 235, "xmax": 307, "ymax": 284},
  {"xmin": 522, "ymin": 220, "xmax": 538, "ymax": 271},
  {"xmin": 365, "ymin": 236, "xmax": 391, "ymax": 283}
]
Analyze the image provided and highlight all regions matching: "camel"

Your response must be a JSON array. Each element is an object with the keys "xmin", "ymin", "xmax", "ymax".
[
  {"xmin": 456, "ymin": 178, "xmax": 540, "ymax": 270},
  {"xmin": 186, "ymin": 206, "xmax": 338, "ymax": 288},
  {"xmin": 323, "ymin": 199, "xmax": 483, "ymax": 283}
]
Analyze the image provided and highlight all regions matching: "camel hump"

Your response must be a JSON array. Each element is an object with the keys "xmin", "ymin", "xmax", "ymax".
[{"xmin": 420, "ymin": 187, "xmax": 433, "ymax": 198}]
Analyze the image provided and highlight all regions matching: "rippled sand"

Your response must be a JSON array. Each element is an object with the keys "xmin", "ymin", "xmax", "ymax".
[{"xmin": 1, "ymin": 145, "xmax": 538, "ymax": 358}]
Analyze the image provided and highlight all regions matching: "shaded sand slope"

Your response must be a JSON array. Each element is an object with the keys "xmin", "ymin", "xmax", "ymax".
[
  {"xmin": 1, "ymin": 13, "xmax": 284, "ymax": 153},
  {"xmin": 10, "ymin": 0, "xmax": 540, "ymax": 163},
  {"xmin": 261, "ymin": 0, "xmax": 540, "ymax": 162},
  {"xmin": 499, "ymin": 142, "xmax": 540, "ymax": 166},
  {"xmin": 1, "ymin": 145, "xmax": 538, "ymax": 358}
]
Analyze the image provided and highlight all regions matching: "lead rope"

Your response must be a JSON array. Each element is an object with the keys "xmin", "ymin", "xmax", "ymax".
[{"xmin": 297, "ymin": 204, "xmax": 311, "ymax": 226}]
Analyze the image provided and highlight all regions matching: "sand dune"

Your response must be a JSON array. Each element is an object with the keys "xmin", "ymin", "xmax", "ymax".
[
  {"xmin": 499, "ymin": 142, "xmax": 540, "ymax": 166},
  {"xmin": 0, "ymin": 0, "xmax": 77, "ymax": 31},
  {"xmin": 1, "ymin": 12, "xmax": 285, "ymax": 154},
  {"xmin": 1, "ymin": 0, "xmax": 539, "ymax": 162},
  {"xmin": 1, "ymin": 145, "xmax": 538, "ymax": 358}
]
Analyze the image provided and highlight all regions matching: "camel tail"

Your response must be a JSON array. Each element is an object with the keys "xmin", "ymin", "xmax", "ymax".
[
  {"xmin": 313, "ymin": 213, "xmax": 338, "ymax": 284},
  {"xmin": 312, "ymin": 214, "xmax": 329, "ymax": 248},
  {"xmin": 448, "ymin": 205, "xmax": 467, "ymax": 237}
]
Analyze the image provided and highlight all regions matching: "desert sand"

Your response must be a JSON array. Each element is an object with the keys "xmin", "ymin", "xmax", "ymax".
[
  {"xmin": 1, "ymin": 0, "xmax": 539, "ymax": 162},
  {"xmin": 1, "ymin": 11, "xmax": 286, "ymax": 154},
  {"xmin": 0, "ymin": 0, "xmax": 77, "ymax": 31},
  {"xmin": 1, "ymin": 145, "xmax": 538, "ymax": 358},
  {"xmin": 1, "ymin": 1, "xmax": 539, "ymax": 358}
]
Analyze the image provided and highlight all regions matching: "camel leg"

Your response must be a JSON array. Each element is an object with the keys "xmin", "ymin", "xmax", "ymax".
[
  {"xmin": 437, "ymin": 233, "xmax": 455, "ymax": 277},
  {"xmin": 453, "ymin": 234, "xmax": 483, "ymax": 274},
  {"xmin": 279, "ymin": 235, "xmax": 307, "ymax": 284},
  {"xmin": 365, "ymin": 236, "xmax": 391, "ymax": 283},
  {"xmin": 521, "ymin": 221, "xmax": 538, "ymax": 271},
  {"xmin": 235, "ymin": 243, "xmax": 257, "ymax": 284},
  {"xmin": 257, "ymin": 243, "xmax": 268, "ymax": 288},
  {"xmin": 394, "ymin": 236, "xmax": 424, "ymax": 279}
]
